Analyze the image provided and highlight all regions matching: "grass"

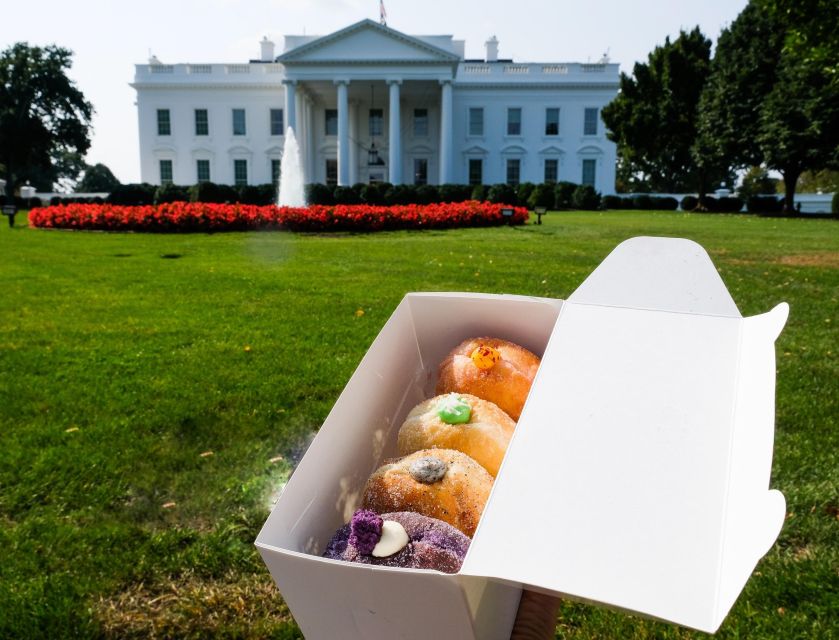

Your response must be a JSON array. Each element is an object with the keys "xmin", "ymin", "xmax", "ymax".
[{"xmin": 0, "ymin": 210, "xmax": 836, "ymax": 639}]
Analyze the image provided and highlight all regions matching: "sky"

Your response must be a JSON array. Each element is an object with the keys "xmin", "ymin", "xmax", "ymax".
[{"xmin": 1, "ymin": 0, "xmax": 748, "ymax": 185}]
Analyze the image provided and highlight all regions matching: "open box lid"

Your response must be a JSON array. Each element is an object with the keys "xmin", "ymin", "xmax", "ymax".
[{"xmin": 460, "ymin": 237, "xmax": 787, "ymax": 633}]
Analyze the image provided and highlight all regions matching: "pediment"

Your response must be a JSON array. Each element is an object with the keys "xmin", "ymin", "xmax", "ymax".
[
  {"xmin": 538, "ymin": 145, "xmax": 566, "ymax": 155},
  {"xmin": 462, "ymin": 144, "xmax": 489, "ymax": 155},
  {"xmin": 279, "ymin": 19, "xmax": 459, "ymax": 65},
  {"xmin": 577, "ymin": 144, "xmax": 604, "ymax": 155},
  {"xmin": 501, "ymin": 144, "xmax": 528, "ymax": 155}
]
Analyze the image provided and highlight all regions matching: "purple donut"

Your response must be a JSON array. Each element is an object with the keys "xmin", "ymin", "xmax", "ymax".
[{"xmin": 323, "ymin": 510, "xmax": 470, "ymax": 573}]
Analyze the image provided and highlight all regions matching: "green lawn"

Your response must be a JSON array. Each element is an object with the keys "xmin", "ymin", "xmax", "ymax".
[{"xmin": 1, "ymin": 211, "xmax": 836, "ymax": 639}]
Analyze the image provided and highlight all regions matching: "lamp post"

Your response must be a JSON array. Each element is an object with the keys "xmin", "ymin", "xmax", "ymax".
[{"xmin": 2, "ymin": 205, "xmax": 16, "ymax": 228}]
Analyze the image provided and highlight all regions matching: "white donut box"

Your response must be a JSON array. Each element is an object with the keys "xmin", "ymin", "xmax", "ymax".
[{"xmin": 256, "ymin": 237, "xmax": 787, "ymax": 638}]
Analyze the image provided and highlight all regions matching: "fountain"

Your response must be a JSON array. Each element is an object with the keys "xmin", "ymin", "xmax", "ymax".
[{"xmin": 277, "ymin": 127, "xmax": 306, "ymax": 207}]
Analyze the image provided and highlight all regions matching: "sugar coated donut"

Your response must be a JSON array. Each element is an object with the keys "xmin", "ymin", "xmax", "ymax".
[
  {"xmin": 361, "ymin": 449, "xmax": 492, "ymax": 537},
  {"xmin": 322, "ymin": 509, "xmax": 471, "ymax": 573},
  {"xmin": 435, "ymin": 336, "xmax": 541, "ymax": 420},
  {"xmin": 397, "ymin": 393, "xmax": 516, "ymax": 477}
]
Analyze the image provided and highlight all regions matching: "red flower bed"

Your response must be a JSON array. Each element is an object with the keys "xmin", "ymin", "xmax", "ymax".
[{"xmin": 29, "ymin": 201, "xmax": 528, "ymax": 232}]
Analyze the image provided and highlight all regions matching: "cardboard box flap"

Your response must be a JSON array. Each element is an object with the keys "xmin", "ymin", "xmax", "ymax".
[
  {"xmin": 462, "ymin": 292, "xmax": 784, "ymax": 632},
  {"xmin": 568, "ymin": 236, "xmax": 741, "ymax": 317},
  {"xmin": 714, "ymin": 303, "xmax": 788, "ymax": 625}
]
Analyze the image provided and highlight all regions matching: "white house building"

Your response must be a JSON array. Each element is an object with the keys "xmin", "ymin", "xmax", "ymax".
[{"xmin": 132, "ymin": 19, "xmax": 618, "ymax": 193}]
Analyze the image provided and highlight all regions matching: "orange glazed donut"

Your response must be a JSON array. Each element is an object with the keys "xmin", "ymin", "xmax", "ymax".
[
  {"xmin": 435, "ymin": 337, "xmax": 541, "ymax": 421},
  {"xmin": 397, "ymin": 394, "xmax": 516, "ymax": 477},
  {"xmin": 361, "ymin": 449, "xmax": 493, "ymax": 537}
]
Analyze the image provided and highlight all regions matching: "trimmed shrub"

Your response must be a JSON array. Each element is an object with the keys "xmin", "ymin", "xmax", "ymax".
[
  {"xmin": 416, "ymin": 184, "xmax": 441, "ymax": 204},
  {"xmin": 50, "ymin": 196, "xmax": 63, "ymax": 206},
  {"xmin": 470, "ymin": 184, "xmax": 488, "ymax": 202},
  {"xmin": 528, "ymin": 183, "xmax": 555, "ymax": 210},
  {"xmin": 487, "ymin": 183, "xmax": 517, "ymax": 205},
  {"xmin": 651, "ymin": 196, "xmax": 679, "ymax": 210},
  {"xmin": 305, "ymin": 183, "xmax": 334, "ymax": 205},
  {"xmin": 384, "ymin": 184, "xmax": 415, "ymax": 205},
  {"xmin": 516, "ymin": 182, "xmax": 536, "ymax": 208},
  {"xmin": 333, "ymin": 186, "xmax": 361, "ymax": 205},
  {"xmin": 28, "ymin": 197, "xmax": 41, "ymax": 209},
  {"xmin": 602, "ymin": 194, "xmax": 624, "ymax": 210},
  {"xmin": 553, "ymin": 181, "xmax": 577, "ymax": 209},
  {"xmin": 154, "ymin": 183, "xmax": 190, "ymax": 204},
  {"xmin": 832, "ymin": 191, "xmax": 839, "ymax": 214},
  {"xmin": 360, "ymin": 182, "xmax": 390, "ymax": 205},
  {"xmin": 572, "ymin": 185, "xmax": 601, "ymax": 210},
  {"xmin": 747, "ymin": 196, "xmax": 783, "ymax": 213},
  {"xmin": 631, "ymin": 195, "xmax": 654, "ymax": 210},
  {"xmin": 716, "ymin": 196, "xmax": 744, "ymax": 213},
  {"xmin": 439, "ymin": 183, "xmax": 469, "ymax": 203},
  {"xmin": 680, "ymin": 195, "xmax": 699, "ymax": 211},
  {"xmin": 107, "ymin": 183, "xmax": 156, "ymax": 206}
]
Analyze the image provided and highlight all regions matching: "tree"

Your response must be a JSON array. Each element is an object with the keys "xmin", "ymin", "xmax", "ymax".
[
  {"xmin": 697, "ymin": 1, "xmax": 839, "ymax": 212},
  {"xmin": 602, "ymin": 28, "xmax": 724, "ymax": 194},
  {"xmin": 737, "ymin": 166, "xmax": 778, "ymax": 201},
  {"xmin": 77, "ymin": 163, "xmax": 121, "ymax": 192},
  {"xmin": 0, "ymin": 43, "xmax": 93, "ymax": 197}
]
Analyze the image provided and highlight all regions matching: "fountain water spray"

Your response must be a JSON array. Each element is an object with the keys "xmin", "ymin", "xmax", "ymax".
[{"xmin": 277, "ymin": 127, "xmax": 306, "ymax": 207}]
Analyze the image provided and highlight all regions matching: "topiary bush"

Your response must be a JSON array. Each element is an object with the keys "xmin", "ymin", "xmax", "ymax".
[
  {"xmin": 333, "ymin": 186, "xmax": 361, "ymax": 204},
  {"xmin": 680, "ymin": 195, "xmax": 699, "ymax": 211},
  {"xmin": 516, "ymin": 182, "xmax": 536, "ymax": 208},
  {"xmin": 107, "ymin": 183, "xmax": 156, "ymax": 206},
  {"xmin": 487, "ymin": 183, "xmax": 517, "ymax": 205},
  {"xmin": 747, "ymin": 196, "xmax": 783, "ymax": 213},
  {"xmin": 154, "ymin": 183, "xmax": 190, "ymax": 204},
  {"xmin": 651, "ymin": 196, "xmax": 679, "ymax": 210},
  {"xmin": 360, "ymin": 182, "xmax": 390, "ymax": 205},
  {"xmin": 470, "ymin": 184, "xmax": 488, "ymax": 202},
  {"xmin": 631, "ymin": 195, "xmax": 653, "ymax": 210},
  {"xmin": 528, "ymin": 183, "xmax": 555, "ymax": 210},
  {"xmin": 716, "ymin": 196, "xmax": 744, "ymax": 213},
  {"xmin": 602, "ymin": 194, "xmax": 624, "ymax": 210},
  {"xmin": 438, "ymin": 183, "xmax": 470, "ymax": 203},
  {"xmin": 553, "ymin": 181, "xmax": 577, "ymax": 209},
  {"xmin": 832, "ymin": 191, "xmax": 839, "ymax": 214},
  {"xmin": 572, "ymin": 185, "xmax": 601, "ymax": 210},
  {"xmin": 305, "ymin": 183, "xmax": 334, "ymax": 205}
]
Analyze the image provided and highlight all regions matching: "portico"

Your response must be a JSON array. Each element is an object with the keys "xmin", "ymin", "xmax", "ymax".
[{"xmin": 277, "ymin": 19, "xmax": 459, "ymax": 186}]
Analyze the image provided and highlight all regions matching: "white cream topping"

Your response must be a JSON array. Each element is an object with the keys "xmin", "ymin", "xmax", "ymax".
[{"xmin": 371, "ymin": 520, "xmax": 409, "ymax": 557}]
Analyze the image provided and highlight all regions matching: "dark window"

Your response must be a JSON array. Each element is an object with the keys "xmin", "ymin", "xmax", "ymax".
[
  {"xmin": 325, "ymin": 159, "xmax": 338, "ymax": 186},
  {"xmin": 196, "ymin": 159, "xmax": 210, "ymax": 183},
  {"xmin": 413, "ymin": 108, "xmax": 428, "ymax": 136},
  {"xmin": 506, "ymin": 158, "xmax": 521, "ymax": 186},
  {"xmin": 545, "ymin": 108, "xmax": 559, "ymax": 136},
  {"xmin": 469, "ymin": 107, "xmax": 483, "ymax": 136},
  {"xmin": 325, "ymin": 109, "xmax": 338, "ymax": 136},
  {"xmin": 159, "ymin": 159, "xmax": 173, "ymax": 184},
  {"xmin": 507, "ymin": 108, "xmax": 522, "ymax": 136},
  {"xmin": 413, "ymin": 158, "xmax": 428, "ymax": 185},
  {"xmin": 582, "ymin": 158, "xmax": 596, "ymax": 186},
  {"xmin": 194, "ymin": 109, "xmax": 208, "ymax": 136},
  {"xmin": 232, "ymin": 109, "xmax": 246, "ymax": 135},
  {"xmin": 544, "ymin": 158, "xmax": 558, "ymax": 183},
  {"xmin": 468, "ymin": 158, "xmax": 483, "ymax": 186},
  {"xmin": 270, "ymin": 109, "xmax": 284, "ymax": 136},
  {"xmin": 369, "ymin": 109, "xmax": 383, "ymax": 136},
  {"xmin": 157, "ymin": 109, "xmax": 171, "ymax": 136},
  {"xmin": 271, "ymin": 159, "xmax": 281, "ymax": 183},
  {"xmin": 234, "ymin": 159, "xmax": 248, "ymax": 186},
  {"xmin": 584, "ymin": 108, "xmax": 598, "ymax": 135}
]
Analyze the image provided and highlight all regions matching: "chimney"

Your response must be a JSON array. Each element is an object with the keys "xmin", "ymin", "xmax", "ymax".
[
  {"xmin": 260, "ymin": 36, "xmax": 275, "ymax": 62},
  {"xmin": 485, "ymin": 36, "xmax": 498, "ymax": 62}
]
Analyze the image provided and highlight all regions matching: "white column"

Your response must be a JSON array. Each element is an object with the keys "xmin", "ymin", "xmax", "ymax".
[
  {"xmin": 388, "ymin": 80, "xmax": 402, "ymax": 185},
  {"xmin": 349, "ymin": 100, "xmax": 358, "ymax": 185},
  {"xmin": 439, "ymin": 79, "xmax": 453, "ymax": 184},
  {"xmin": 306, "ymin": 98, "xmax": 315, "ymax": 184},
  {"xmin": 336, "ymin": 80, "xmax": 349, "ymax": 186},
  {"xmin": 284, "ymin": 80, "xmax": 297, "ymax": 134}
]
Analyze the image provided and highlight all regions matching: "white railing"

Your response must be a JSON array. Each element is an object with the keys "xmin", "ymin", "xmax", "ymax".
[
  {"xmin": 150, "ymin": 65, "xmax": 174, "ymax": 74},
  {"xmin": 187, "ymin": 64, "xmax": 212, "ymax": 74},
  {"xmin": 581, "ymin": 64, "xmax": 607, "ymax": 73},
  {"xmin": 225, "ymin": 64, "xmax": 251, "ymax": 74},
  {"xmin": 463, "ymin": 64, "xmax": 491, "ymax": 74},
  {"xmin": 503, "ymin": 65, "xmax": 530, "ymax": 74},
  {"xmin": 262, "ymin": 63, "xmax": 284, "ymax": 74},
  {"xmin": 542, "ymin": 64, "xmax": 569, "ymax": 74}
]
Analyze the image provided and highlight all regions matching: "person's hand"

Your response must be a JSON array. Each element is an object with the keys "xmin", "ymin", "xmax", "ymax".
[{"xmin": 510, "ymin": 589, "xmax": 561, "ymax": 639}]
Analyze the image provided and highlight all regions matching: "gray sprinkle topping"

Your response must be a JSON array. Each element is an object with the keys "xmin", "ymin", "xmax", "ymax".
[{"xmin": 409, "ymin": 456, "xmax": 448, "ymax": 484}]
